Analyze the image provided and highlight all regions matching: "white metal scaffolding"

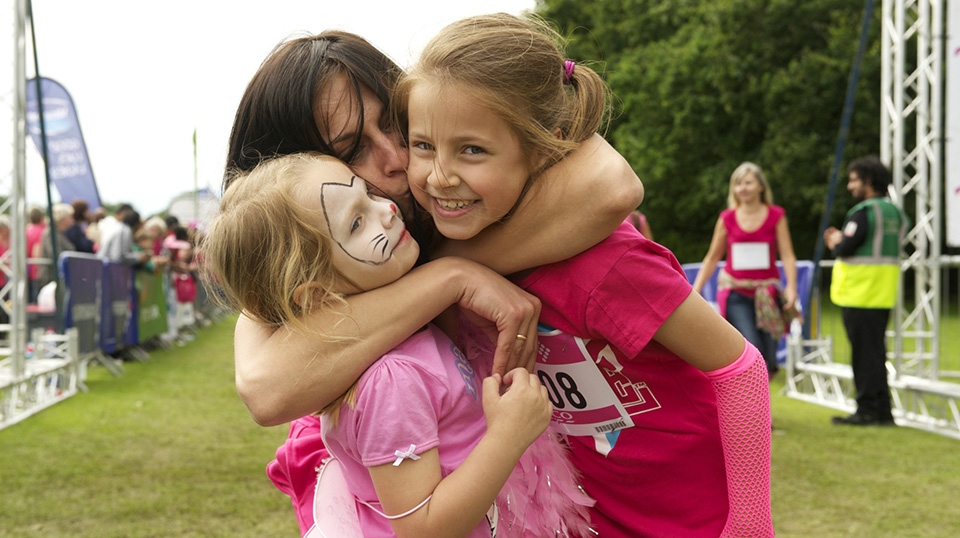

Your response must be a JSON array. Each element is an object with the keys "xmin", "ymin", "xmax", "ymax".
[
  {"xmin": 787, "ymin": 0, "xmax": 960, "ymax": 439},
  {"xmin": 0, "ymin": 0, "xmax": 82, "ymax": 429}
]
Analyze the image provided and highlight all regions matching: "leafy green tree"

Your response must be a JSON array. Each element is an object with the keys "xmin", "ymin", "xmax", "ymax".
[{"xmin": 538, "ymin": 0, "xmax": 882, "ymax": 262}]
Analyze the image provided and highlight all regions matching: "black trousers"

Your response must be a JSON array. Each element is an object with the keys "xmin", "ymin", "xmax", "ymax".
[{"xmin": 841, "ymin": 307, "xmax": 893, "ymax": 420}]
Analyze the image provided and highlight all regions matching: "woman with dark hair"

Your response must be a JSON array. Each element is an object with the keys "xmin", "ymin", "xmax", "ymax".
[
  {"xmin": 224, "ymin": 30, "xmax": 644, "ymax": 536},
  {"xmin": 225, "ymin": 30, "xmax": 644, "ymax": 425}
]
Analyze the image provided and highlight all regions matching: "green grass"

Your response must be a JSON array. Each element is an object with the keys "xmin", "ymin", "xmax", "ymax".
[
  {"xmin": 0, "ymin": 315, "xmax": 297, "ymax": 538},
  {"xmin": 2, "ymin": 312, "xmax": 960, "ymax": 537},
  {"xmin": 770, "ymin": 374, "xmax": 960, "ymax": 537}
]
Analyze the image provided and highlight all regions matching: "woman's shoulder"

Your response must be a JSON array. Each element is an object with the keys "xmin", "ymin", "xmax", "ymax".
[{"xmin": 764, "ymin": 204, "xmax": 786, "ymax": 228}]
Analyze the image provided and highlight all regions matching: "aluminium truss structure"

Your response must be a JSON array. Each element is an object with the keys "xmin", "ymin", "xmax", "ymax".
[
  {"xmin": 0, "ymin": 0, "xmax": 83, "ymax": 430},
  {"xmin": 786, "ymin": 0, "xmax": 960, "ymax": 439}
]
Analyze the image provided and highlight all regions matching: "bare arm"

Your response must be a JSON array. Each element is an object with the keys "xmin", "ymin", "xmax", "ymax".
[
  {"xmin": 368, "ymin": 369, "xmax": 551, "ymax": 538},
  {"xmin": 776, "ymin": 216, "xmax": 798, "ymax": 310},
  {"xmin": 437, "ymin": 134, "xmax": 643, "ymax": 274},
  {"xmin": 691, "ymin": 217, "xmax": 727, "ymax": 295},
  {"xmin": 653, "ymin": 291, "xmax": 745, "ymax": 371},
  {"xmin": 235, "ymin": 257, "xmax": 540, "ymax": 426}
]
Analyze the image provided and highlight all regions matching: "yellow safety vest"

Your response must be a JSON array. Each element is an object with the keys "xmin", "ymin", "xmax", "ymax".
[{"xmin": 830, "ymin": 197, "xmax": 906, "ymax": 308}]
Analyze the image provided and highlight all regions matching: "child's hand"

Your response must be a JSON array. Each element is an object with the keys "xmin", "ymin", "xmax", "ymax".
[{"xmin": 481, "ymin": 368, "xmax": 552, "ymax": 453}]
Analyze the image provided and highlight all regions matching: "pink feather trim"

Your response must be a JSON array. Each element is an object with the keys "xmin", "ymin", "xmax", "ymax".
[{"xmin": 494, "ymin": 425, "xmax": 596, "ymax": 537}]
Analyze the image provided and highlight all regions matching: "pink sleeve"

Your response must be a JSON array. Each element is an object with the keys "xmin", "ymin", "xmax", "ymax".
[
  {"xmin": 703, "ymin": 340, "xmax": 775, "ymax": 537},
  {"xmin": 344, "ymin": 358, "xmax": 444, "ymax": 468},
  {"xmin": 585, "ymin": 238, "xmax": 691, "ymax": 356}
]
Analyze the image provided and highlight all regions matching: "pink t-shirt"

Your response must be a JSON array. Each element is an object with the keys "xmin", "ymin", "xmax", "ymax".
[
  {"xmin": 271, "ymin": 325, "xmax": 594, "ymax": 538},
  {"xmin": 514, "ymin": 223, "xmax": 728, "ymax": 538},
  {"xmin": 0, "ymin": 241, "xmax": 7, "ymax": 287},
  {"xmin": 26, "ymin": 222, "xmax": 45, "ymax": 281},
  {"xmin": 321, "ymin": 324, "xmax": 492, "ymax": 538}
]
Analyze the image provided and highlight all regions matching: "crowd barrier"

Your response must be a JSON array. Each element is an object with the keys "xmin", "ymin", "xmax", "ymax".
[
  {"xmin": 3, "ymin": 252, "xmax": 229, "ymax": 430},
  {"xmin": 30, "ymin": 252, "xmax": 223, "ymax": 371},
  {"xmin": 680, "ymin": 260, "xmax": 815, "ymax": 364}
]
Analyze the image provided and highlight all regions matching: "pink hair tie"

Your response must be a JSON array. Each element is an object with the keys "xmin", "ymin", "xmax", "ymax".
[{"xmin": 563, "ymin": 60, "xmax": 576, "ymax": 84}]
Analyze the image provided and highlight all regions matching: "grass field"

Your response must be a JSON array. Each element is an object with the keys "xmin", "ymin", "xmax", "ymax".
[{"xmin": 1, "ymin": 312, "xmax": 959, "ymax": 537}]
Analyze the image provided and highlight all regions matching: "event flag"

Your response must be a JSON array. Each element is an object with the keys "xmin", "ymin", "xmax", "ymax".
[{"xmin": 25, "ymin": 77, "xmax": 102, "ymax": 210}]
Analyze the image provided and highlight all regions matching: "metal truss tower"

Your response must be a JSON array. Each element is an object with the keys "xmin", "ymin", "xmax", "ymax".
[
  {"xmin": 1, "ymin": 0, "xmax": 28, "ymax": 376},
  {"xmin": 786, "ymin": 0, "xmax": 960, "ymax": 439},
  {"xmin": 881, "ymin": 0, "xmax": 944, "ymax": 380},
  {"xmin": 1, "ymin": 0, "xmax": 83, "ymax": 430}
]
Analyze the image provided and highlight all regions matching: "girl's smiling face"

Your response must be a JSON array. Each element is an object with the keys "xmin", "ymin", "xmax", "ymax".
[
  {"xmin": 406, "ymin": 83, "xmax": 534, "ymax": 241},
  {"xmin": 306, "ymin": 158, "xmax": 419, "ymax": 293}
]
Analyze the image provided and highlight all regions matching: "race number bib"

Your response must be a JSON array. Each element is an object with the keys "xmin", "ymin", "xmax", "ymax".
[
  {"xmin": 535, "ymin": 328, "xmax": 660, "ymax": 437},
  {"xmin": 730, "ymin": 242, "xmax": 771, "ymax": 270}
]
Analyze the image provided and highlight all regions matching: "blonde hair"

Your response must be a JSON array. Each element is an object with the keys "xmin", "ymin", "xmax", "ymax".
[
  {"xmin": 143, "ymin": 216, "xmax": 167, "ymax": 236},
  {"xmin": 727, "ymin": 161, "xmax": 774, "ymax": 208},
  {"xmin": 52, "ymin": 203, "xmax": 74, "ymax": 224},
  {"xmin": 204, "ymin": 153, "xmax": 365, "ymax": 419},
  {"xmin": 394, "ymin": 12, "xmax": 610, "ymax": 178},
  {"xmin": 202, "ymin": 153, "xmax": 353, "ymax": 335}
]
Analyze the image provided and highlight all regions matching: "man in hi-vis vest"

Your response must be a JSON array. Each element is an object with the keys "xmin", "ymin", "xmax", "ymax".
[{"xmin": 824, "ymin": 155, "xmax": 908, "ymax": 426}]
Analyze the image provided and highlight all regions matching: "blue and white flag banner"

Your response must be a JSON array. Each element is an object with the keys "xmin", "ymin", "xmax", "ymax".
[{"xmin": 25, "ymin": 77, "xmax": 102, "ymax": 210}]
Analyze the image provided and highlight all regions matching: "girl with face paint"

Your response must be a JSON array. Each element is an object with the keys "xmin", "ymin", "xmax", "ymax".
[{"xmin": 204, "ymin": 153, "xmax": 595, "ymax": 538}]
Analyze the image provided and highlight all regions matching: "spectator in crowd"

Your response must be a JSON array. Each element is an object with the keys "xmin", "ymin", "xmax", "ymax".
[
  {"xmin": 97, "ymin": 207, "xmax": 150, "ymax": 266},
  {"xmin": 162, "ymin": 225, "xmax": 193, "ymax": 343},
  {"xmin": 824, "ymin": 155, "xmax": 908, "ymax": 426},
  {"xmin": 0, "ymin": 215, "xmax": 9, "ymax": 289},
  {"xmin": 172, "ymin": 230, "xmax": 198, "ymax": 342},
  {"xmin": 132, "ymin": 227, "xmax": 169, "ymax": 274},
  {"xmin": 627, "ymin": 209, "xmax": 654, "ymax": 240},
  {"xmin": 0, "ymin": 215, "xmax": 9, "ymax": 333},
  {"xmin": 25, "ymin": 205, "xmax": 46, "ymax": 302},
  {"xmin": 157, "ymin": 216, "xmax": 178, "ymax": 255},
  {"xmin": 692, "ymin": 162, "xmax": 799, "ymax": 381},
  {"xmin": 95, "ymin": 204, "xmax": 132, "ymax": 253},
  {"xmin": 85, "ymin": 206, "xmax": 107, "ymax": 247},
  {"xmin": 65, "ymin": 199, "xmax": 96, "ymax": 254},
  {"xmin": 37, "ymin": 203, "xmax": 78, "ymax": 291},
  {"xmin": 142, "ymin": 216, "xmax": 167, "ymax": 257}
]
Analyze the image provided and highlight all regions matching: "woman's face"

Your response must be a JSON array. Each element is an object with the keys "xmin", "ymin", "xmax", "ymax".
[
  {"xmin": 734, "ymin": 172, "xmax": 763, "ymax": 205},
  {"xmin": 315, "ymin": 74, "xmax": 412, "ymax": 216}
]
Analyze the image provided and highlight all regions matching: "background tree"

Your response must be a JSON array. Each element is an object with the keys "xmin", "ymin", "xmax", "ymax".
[{"xmin": 538, "ymin": 0, "xmax": 882, "ymax": 262}]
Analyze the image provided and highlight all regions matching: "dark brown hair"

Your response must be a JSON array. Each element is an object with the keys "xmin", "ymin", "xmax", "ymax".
[{"xmin": 224, "ymin": 31, "xmax": 402, "ymax": 189}]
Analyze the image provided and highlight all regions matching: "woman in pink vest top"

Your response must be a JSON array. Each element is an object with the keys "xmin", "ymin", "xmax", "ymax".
[{"xmin": 692, "ymin": 162, "xmax": 799, "ymax": 380}]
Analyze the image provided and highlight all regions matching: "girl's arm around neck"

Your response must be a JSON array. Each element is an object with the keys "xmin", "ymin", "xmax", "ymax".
[
  {"xmin": 234, "ymin": 258, "xmax": 540, "ymax": 426},
  {"xmin": 437, "ymin": 134, "xmax": 643, "ymax": 274},
  {"xmin": 368, "ymin": 370, "xmax": 552, "ymax": 538}
]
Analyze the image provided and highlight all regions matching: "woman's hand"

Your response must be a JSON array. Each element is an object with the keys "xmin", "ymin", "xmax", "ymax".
[
  {"xmin": 454, "ymin": 260, "xmax": 541, "ymax": 376},
  {"xmin": 782, "ymin": 286, "xmax": 798, "ymax": 312}
]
